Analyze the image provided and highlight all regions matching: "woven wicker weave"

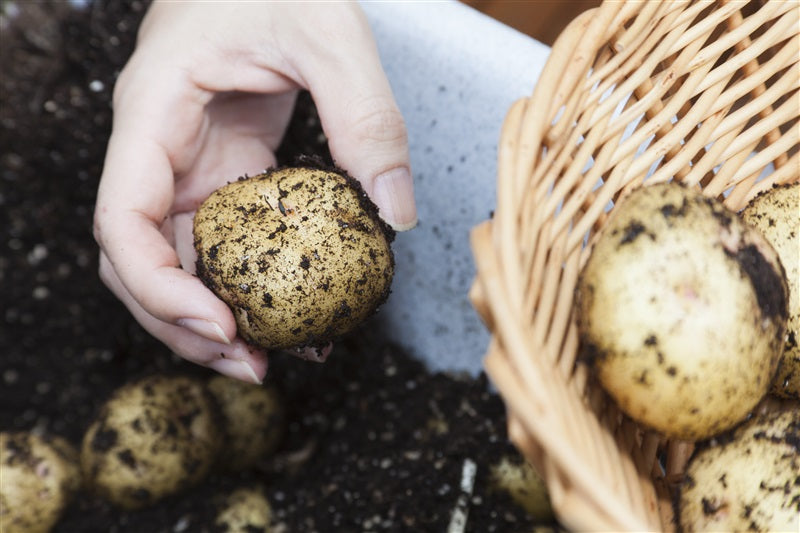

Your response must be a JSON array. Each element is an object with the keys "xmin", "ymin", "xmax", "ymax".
[{"xmin": 469, "ymin": 1, "xmax": 799, "ymax": 530}]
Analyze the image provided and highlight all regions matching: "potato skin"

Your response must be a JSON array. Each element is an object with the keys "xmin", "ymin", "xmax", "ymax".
[
  {"xmin": 575, "ymin": 183, "xmax": 788, "ymax": 440},
  {"xmin": 214, "ymin": 486, "xmax": 275, "ymax": 533},
  {"xmin": 207, "ymin": 375, "xmax": 284, "ymax": 471},
  {"xmin": 678, "ymin": 402, "xmax": 800, "ymax": 532},
  {"xmin": 742, "ymin": 183, "xmax": 799, "ymax": 399},
  {"xmin": 193, "ymin": 166, "xmax": 395, "ymax": 350},
  {"xmin": 0, "ymin": 432, "xmax": 80, "ymax": 533},
  {"xmin": 80, "ymin": 375, "xmax": 223, "ymax": 509},
  {"xmin": 489, "ymin": 456, "xmax": 553, "ymax": 521}
]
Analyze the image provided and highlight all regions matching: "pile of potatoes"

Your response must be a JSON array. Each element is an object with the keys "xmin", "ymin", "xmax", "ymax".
[
  {"xmin": 575, "ymin": 181, "xmax": 799, "ymax": 531},
  {"xmin": 1, "ymin": 373, "xmax": 285, "ymax": 533}
]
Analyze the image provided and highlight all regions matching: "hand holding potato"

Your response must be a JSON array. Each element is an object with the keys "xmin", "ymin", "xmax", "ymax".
[{"xmin": 92, "ymin": 2, "xmax": 416, "ymax": 381}]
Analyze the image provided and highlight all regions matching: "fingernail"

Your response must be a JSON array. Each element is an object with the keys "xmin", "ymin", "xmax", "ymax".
[
  {"xmin": 178, "ymin": 318, "xmax": 231, "ymax": 345},
  {"xmin": 208, "ymin": 358, "xmax": 262, "ymax": 384},
  {"xmin": 373, "ymin": 167, "xmax": 417, "ymax": 231}
]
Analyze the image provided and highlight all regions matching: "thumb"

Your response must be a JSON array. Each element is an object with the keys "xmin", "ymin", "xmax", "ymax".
[
  {"xmin": 296, "ymin": 10, "xmax": 417, "ymax": 231},
  {"xmin": 325, "ymin": 94, "xmax": 417, "ymax": 232}
]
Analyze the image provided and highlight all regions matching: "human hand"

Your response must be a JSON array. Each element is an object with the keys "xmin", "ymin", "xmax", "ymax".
[{"xmin": 93, "ymin": 2, "xmax": 417, "ymax": 383}]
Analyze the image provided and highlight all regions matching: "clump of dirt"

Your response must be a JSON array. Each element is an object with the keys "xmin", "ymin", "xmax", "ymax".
[{"xmin": 1, "ymin": 2, "xmax": 554, "ymax": 531}]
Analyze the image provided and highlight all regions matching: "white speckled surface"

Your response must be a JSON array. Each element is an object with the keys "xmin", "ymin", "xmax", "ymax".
[{"xmin": 361, "ymin": 1, "xmax": 550, "ymax": 373}]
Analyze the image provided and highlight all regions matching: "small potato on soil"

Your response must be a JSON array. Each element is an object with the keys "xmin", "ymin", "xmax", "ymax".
[
  {"xmin": 0, "ymin": 431, "xmax": 80, "ymax": 533},
  {"xmin": 214, "ymin": 486, "xmax": 276, "ymax": 533},
  {"xmin": 575, "ymin": 182, "xmax": 788, "ymax": 440},
  {"xmin": 80, "ymin": 374, "xmax": 223, "ymax": 509},
  {"xmin": 207, "ymin": 375, "xmax": 284, "ymax": 471},
  {"xmin": 678, "ymin": 402, "xmax": 800, "ymax": 532},
  {"xmin": 193, "ymin": 165, "xmax": 395, "ymax": 351},
  {"xmin": 489, "ymin": 455, "xmax": 553, "ymax": 521},
  {"xmin": 742, "ymin": 182, "xmax": 800, "ymax": 399}
]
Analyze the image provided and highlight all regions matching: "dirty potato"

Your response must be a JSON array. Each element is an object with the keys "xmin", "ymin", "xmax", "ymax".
[
  {"xmin": 214, "ymin": 486, "xmax": 276, "ymax": 533},
  {"xmin": 575, "ymin": 182, "xmax": 788, "ymax": 440},
  {"xmin": 742, "ymin": 182, "xmax": 799, "ymax": 398},
  {"xmin": 207, "ymin": 375, "xmax": 284, "ymax": 471},
  {"xmin": 193, "ymin": 165, "xmax": 395, "ymax": 351},
  {"xmin": 678, "ymin": 402, "xmax": 800, "ymax": 532},
  {"xmin": 489, "ymin": 455, "xmax": 553, "ymax": 521},
  {"xmin": 80, "ymin": 375, "xmax": 223, "ymax": 509},
  {"xmin": 0, "ymin": 432, "xmax": 80, "ymax": 533}
]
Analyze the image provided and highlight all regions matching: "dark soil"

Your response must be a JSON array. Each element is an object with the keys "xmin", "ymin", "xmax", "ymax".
[{"xmin": 1, "ymin": 2, "xmax": 552, "ymax": 532}]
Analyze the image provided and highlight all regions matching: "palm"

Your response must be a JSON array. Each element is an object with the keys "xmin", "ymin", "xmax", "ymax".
[{"xmin": 164, "ymin": 90, "xmax": 297, "ymax": 274}]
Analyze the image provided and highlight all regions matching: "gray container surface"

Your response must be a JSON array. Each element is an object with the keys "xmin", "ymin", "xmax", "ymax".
[{"xmin": 361, "ymin": 2, "xmax": 550, "ymax": 374}]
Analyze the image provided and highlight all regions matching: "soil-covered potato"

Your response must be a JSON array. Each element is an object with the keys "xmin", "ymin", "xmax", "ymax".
[
  {"xmin": 193, "ymin": 165, "xmax": 395, "ymax": 351},
  {"xmin": 489, "ymin": 455, "xmax": 553, "ymax": 521},
  {"xmin": 214, "ymin": 486, "xmax": 275, "ymax": 533},
  {"xmin": 678, "ymin": 402, "xmax": 800, "ymax": 532},
  {"xmin": 742, "ymin": 182, "xmax": 799, "ymax": 399},
  {"xmin": 80, "ymin": 375, "xmax": 223, "ymax": 509},
  {"xmin": 575, "ymin": 182, "xmax": 788, "ymax": 440},
  {"xmin": 0, "ymin": 431, "xmax": 80, "ymax": 533},
  {"xmin": 207, "ymin": 375, "xmax": 284, "ymax": 471}
]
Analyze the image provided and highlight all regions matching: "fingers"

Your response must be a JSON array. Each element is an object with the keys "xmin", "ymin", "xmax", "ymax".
[
  {"xmin": 95, "ymin": 71, "xmax": 282, "ymax": 351},
  {"xmin": 100, "ymin": 244, "xmax": 324, "ymax": 380},
  {"xmin": 136, "ymin": 2, "xmax": 417, "ymax": 231},
  {"xmin": 171, "ymin": 91, "xmax": 297, "ymax": 213},
  {"xmin": 94, "ymin": 130, "xmax": 238, "ymax": 341},
  {"xmin": 99, "ymin": 251, "xmax": 268, "ymax": 384},
  {"xmin": 290, "ymin": 6, "xmax": 417, "ymax": 231}
]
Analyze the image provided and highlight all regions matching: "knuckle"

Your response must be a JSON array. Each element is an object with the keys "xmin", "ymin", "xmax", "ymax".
[
  {"xmin": 92, "ymin": 210, "xmax": 106, "ymax": 248},
  {"xmin": 91, "ymin": 206, "xmax": 114, "ymax": 251},
  {"xmin": 97, "ymin": 253, "xmax": 113, "ymax": 286},
  {"xmin": 350, "ymin": 97, "xmax": 408, "ymax": 146}
]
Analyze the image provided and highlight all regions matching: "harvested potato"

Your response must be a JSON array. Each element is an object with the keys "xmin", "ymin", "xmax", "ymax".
[
  {"xmin": 207, "ymin": 375, "xmax": 284, "ymax": 471},
  {"xmin": 193, "ymin": 165, "xmax": 395, "ymax": 351},
  {"xmin": 214, "ymin": 486, "xmax": 275, "ymax": 533},
  {"xmin": 0, "ymin": 432, "xmax": 80, "ymax": 533},
  {"xmin": 678, "ymin": 402, "xmax": 800, "ymax": 532},
  {"xmin": 575, "ymin": 182, "xmax": 788, "ymax": 440},
  {"xmin": 489, "ymin": 455, "xmax": 553, "ymax": 521},
  {"xmin": 80, "ymin": 375, "xmax": 223, "ymax": 509},
  {"xmin": 742, "ymin": 182, "xmax": 799, "ymax": 398}
]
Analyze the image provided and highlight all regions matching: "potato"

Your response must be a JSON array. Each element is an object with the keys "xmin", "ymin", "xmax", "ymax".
[
  {"xmin": 214, "ymin": 486, "xmax": 275, "ymax": 533},
  {"xmin": 489, "ymin": 455, "xmax": 553, "ymax": 521},
  {"xmin": 678, "ymin": 402, "xmax": 800, "ymax": 532},
  {"xmin": 80, "ymin": 374, "xmax": 223, "ymax": 509},
  {"xmin": 207, "ymin": 375, "xmax": 284, "ymax": 471},
  {"xmin": 193, "ymin": 165, "xmax": 395, "ymax": 351},
  {"xmin": 742, "ymin": 182, "xmax": 799, "ymax": 398},
  {"xmin": 0, "ymin": 431, "xmax": 80, "ymax": 533},
  {"xmin": 575, "ymin": 182, "xmax": 788, "ymax": 440}
]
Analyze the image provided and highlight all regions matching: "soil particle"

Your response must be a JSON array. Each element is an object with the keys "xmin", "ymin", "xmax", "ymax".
[
  {"xmin": 620, "ymin": 220, "xmax": 647, "ymax": 245},
  {"xmin": 727, "ymin": 244, "xmax": 788, "ymax": 323},
  {"xmin": 91, "ymin": 426, "xmax": 118, "ymax": 453},
  {"xmin": 117, "ymin": 448, "xmax": 137, "ymax": 469}
]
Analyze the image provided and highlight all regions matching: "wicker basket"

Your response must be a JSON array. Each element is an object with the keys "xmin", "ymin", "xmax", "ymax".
[{"xmin": 469, "ymin": 1, "xmax": 799, "ymax": 530}]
